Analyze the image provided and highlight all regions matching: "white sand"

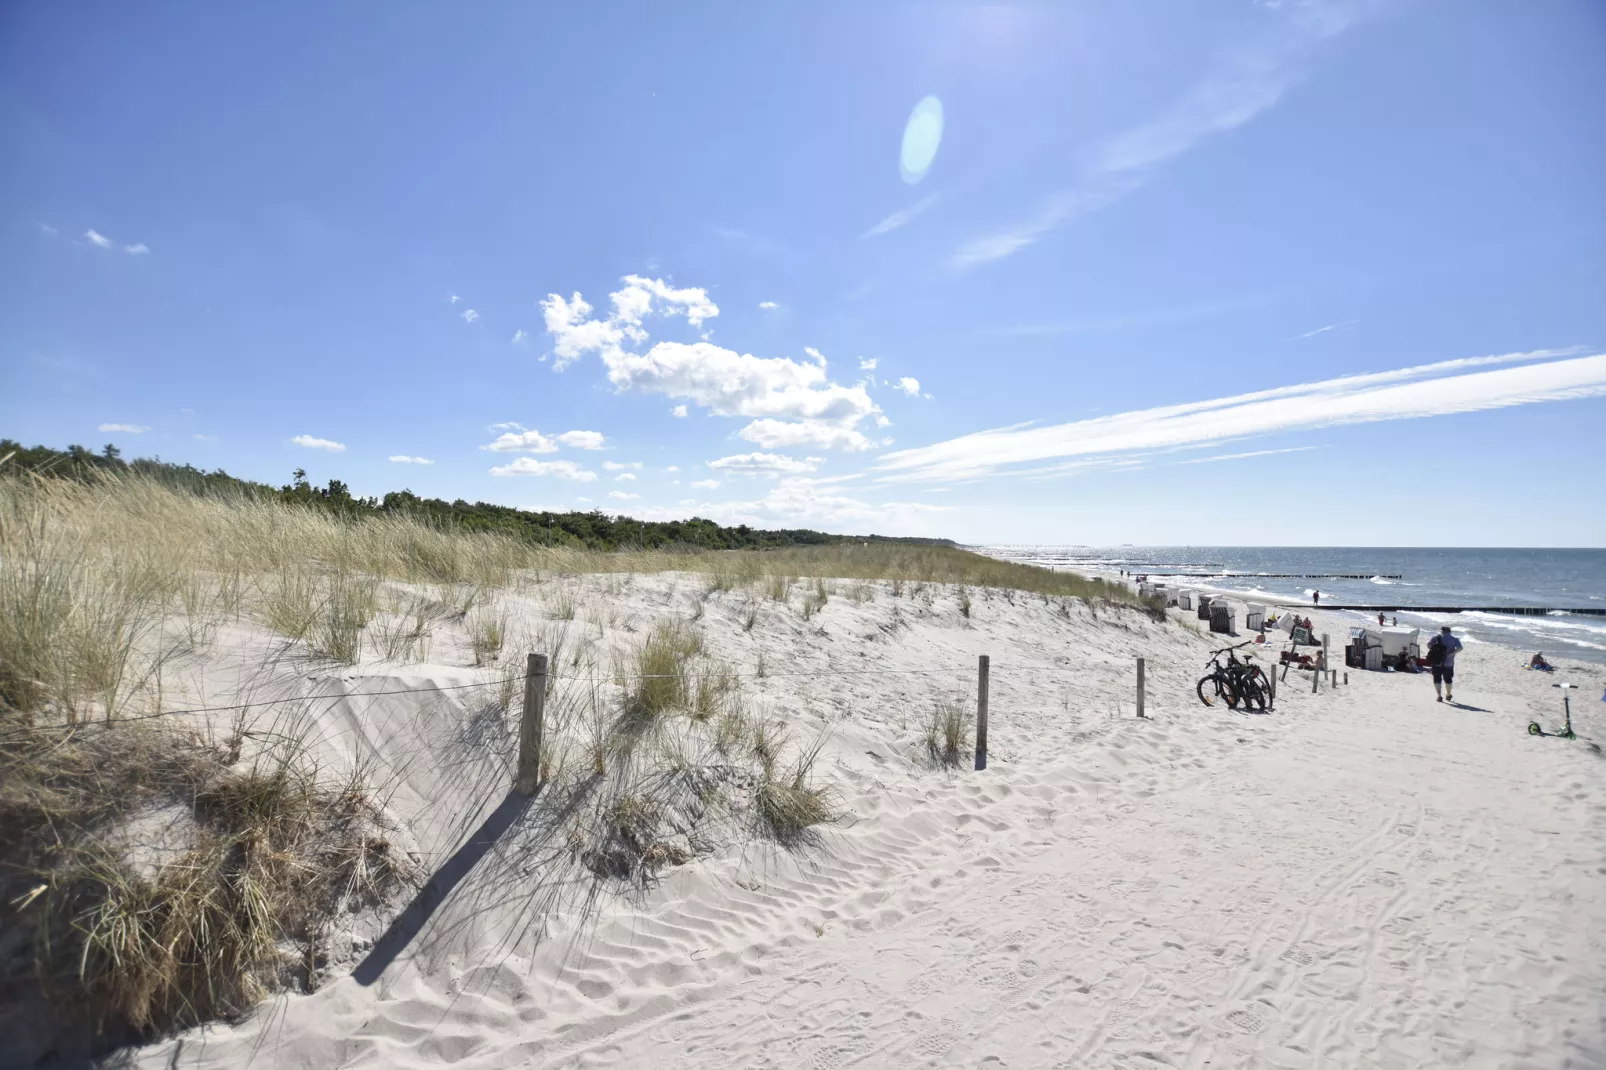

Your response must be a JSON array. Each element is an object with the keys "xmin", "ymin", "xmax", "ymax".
[{"xmin": 132, "ymin": 575, "xmax": 1605, "ymax": 1069}]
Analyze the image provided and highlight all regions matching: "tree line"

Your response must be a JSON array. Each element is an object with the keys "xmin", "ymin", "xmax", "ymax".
[{"xmin": 0, "ymin": 438, "xmax": 954, "ymax": 552}]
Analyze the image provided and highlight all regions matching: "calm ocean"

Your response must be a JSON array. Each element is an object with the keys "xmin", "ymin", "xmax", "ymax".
[{"xmin": 976, "ymin": 546, "xmax": 1606, "ymax": 667}]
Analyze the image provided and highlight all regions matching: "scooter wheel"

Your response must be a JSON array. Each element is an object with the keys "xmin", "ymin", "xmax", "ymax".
[{"xmin": 1527, "ymin": 722, "xmax": 1543, "ymax": 736}]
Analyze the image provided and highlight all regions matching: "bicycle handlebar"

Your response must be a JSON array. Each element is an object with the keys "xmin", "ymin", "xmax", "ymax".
[{"xmin": 1208, "ymin": 640, "xmax": 1254, "ymax": 655}]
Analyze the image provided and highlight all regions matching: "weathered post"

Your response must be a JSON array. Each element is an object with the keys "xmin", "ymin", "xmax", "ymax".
[
  {"xmin": 1320, "ymin": 633, "xmax": 1330, "ymax": 672},
  {"xmin": 974, "ymin": 654, "xmax": 990, "ymax": 771},
  {"xmin": 1312, "ymin": 664, "xmax": 1320, "ymax": 693},
  {"xmin": 1136, "ymin": 657, "xmax": 1146, "ymax": 719},
  {"xmin": 1269, "ymin": 659, "xmax": 1277, "ymax": 706},
  {"xmin": 515, "ymin": 652, "xmax": 549, "ymax": 794}
]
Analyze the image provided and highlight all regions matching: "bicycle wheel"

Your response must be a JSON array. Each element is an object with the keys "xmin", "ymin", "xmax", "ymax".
[
  {"xmin": 1237, "ymin": 666, "xmax": 1270, "ymax": 711},
  {"xmin": 1197, "ymin": 673, "xmax": 1236, "ymax": 708}
]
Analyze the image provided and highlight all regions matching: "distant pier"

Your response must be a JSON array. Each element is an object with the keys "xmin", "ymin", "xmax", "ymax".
[
  {"xmin": 1145, "ymin": 573, "xmax": 1405, "ymax": 580},
  {"xmin": 1256, "ymin": 604, "xmax": 1605, "ymax": 617}
]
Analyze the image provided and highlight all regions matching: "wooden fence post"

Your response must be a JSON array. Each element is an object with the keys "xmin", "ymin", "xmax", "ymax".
[
  {"xmin": 1312, "ymin": 664, "xmax": 1320, "ymax": 693},
  {"xmin": 1136, "ymin": 657, "xmax": 1146, "ymax": 719},
  {"xmin": 1320, "ymin": 633, "xmax": 1329, "ymax": 672},
  {"xmin": 1269, "ymin": 658, "xmax": 1277, "ymax": 706},
  {"xmin": 515, "ymin": 652, "xmax": 549, "ymax": 794},
  {"xmin": 974, "ymin": 654, "xmax": 990, "ymax": 771}
]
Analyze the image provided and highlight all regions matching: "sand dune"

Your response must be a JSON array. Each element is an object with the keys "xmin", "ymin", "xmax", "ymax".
[{"xmin": 131, "ymin": 577, "xmax": 1604, "ymax": 1069}]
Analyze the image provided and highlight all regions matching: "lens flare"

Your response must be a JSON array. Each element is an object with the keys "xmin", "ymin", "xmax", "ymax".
[{"xmin": 900, "ymin": 96, "xmax": 944, "ymax": 184}]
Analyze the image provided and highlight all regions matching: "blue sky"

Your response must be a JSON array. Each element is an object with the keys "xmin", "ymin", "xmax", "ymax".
[{"xmin": 3, "ymin": 1, "xmax": 1604, "ymax": 546}]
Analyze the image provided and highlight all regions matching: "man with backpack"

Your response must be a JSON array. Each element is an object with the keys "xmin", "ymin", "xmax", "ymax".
[{"xmin": 1426, "ymin": 625, "xmax": 1463, "ymax": 702}]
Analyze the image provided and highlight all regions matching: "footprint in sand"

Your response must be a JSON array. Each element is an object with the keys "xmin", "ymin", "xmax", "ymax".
[{"xmin": 1225, "ymin": 1008, "xmax": 1269, "ymax": 1034}]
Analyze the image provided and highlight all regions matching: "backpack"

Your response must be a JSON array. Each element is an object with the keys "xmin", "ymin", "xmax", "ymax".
[{"xmin": 1426, "ymin": 635, "xmax": 1445, "ymax": 666}]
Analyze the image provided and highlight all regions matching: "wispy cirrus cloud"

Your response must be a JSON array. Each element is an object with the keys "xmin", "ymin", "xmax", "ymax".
[
  {"xmin": 876, "ymin": 348, "xmax": 1605, "ymax": 483},
  {"xmin": 863, "ymin": 194, "xmax": 939, "ymax": 238},
  {"xmin": 1178, "ymin": 445, "xmax": 1318, "ymax": 464},
  {"xmin": 85, "ymin": 229, "xmax": 149, "ymax": 254},
  {"xmin": 291, "ymin": 434, "xmax": 346, "ymax": 452},
  {"xmin": 1298, "ymin": 319, "xmax": 1357, "ymax": 339},
  {"xmin": 951, "ymin": 10, "xmax": 1363, "ymax": 269},
  {"xmin": 98, "ymin": 423, "xmax": 149, "ymax": 433},
  {"xmin": 389, "ymin": 455, "xmax": 435, "ymax": 465}
]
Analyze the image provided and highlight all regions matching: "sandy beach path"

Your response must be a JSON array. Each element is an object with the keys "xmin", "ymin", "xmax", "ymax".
[{"xmin": 538, "ymin": 664, "xmax": 1604, "ymax": 1069}]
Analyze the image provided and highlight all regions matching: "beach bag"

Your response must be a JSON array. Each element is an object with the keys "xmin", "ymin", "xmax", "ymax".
[{"xmin": 1426, "ymin": 635, "xmax": 1445, "ymax": 666}]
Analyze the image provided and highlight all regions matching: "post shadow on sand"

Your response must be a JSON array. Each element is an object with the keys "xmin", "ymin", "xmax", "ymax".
[{"xmin": 354, "ymin": 789, "xmax": 534, "ymax": 986}]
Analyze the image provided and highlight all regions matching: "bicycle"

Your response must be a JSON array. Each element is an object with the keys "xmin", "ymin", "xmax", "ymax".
[{"xmin": 1197, "ymin": 641, "xmax": 1272, "ymax": 711}]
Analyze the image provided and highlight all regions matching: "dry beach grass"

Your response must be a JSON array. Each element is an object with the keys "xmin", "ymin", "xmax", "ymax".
[{"xmin": 1, "ymin": 471, "xmax": 1142, "ymax": 1056}]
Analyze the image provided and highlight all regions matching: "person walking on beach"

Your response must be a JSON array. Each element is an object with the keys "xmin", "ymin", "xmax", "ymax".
[
  {"xmin": 1313, "ymin": 589, "xmax": 1321, "ymax": 606},
  {"xmin": 1426, "ymin": 625, "xmax": 1463, "ymax": 702}
]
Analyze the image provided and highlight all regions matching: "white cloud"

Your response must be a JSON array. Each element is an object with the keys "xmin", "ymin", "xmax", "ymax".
[
  {"xmin": 556, "ymin": 430, "xmax": 606, "ymax": 450},
  {"xmin": 86, "ymin": 229, "xmax": 113, "ymax": 249},
  {"xmin": 460, "ymin": 309, "xmax": 479, "ymax": 323},
  {"xmin": 1178, "ymin": 446, "xmax": 1317, "ymax": 464},
  {"xmin": 859, "ymin": 358, "xmax": 878, "ymax": 371},
  {"xmin": 482, "ymin": 429, "xmax": 557, "ymax": 453},
  {"xmin": 691, "ymin": 479, "xmax": 721, "ymax": 489},
  {"xmin": 608, "ymin": 490, "xmax": 640, "ymax": 500},
  {"xmin": 450, "ymin": 295, "xmax": 461, "ymax": 304},
  {"xmin": 875, "ymin": 349, "xmax": 1606, "ymax": 483},
  {"xmin": 603, "ymin": 460, "xmax": 642, "ymax": 471},
  {"xmin": 636, "ymin": 477, "xmax": 950, "ymax": 530},
  {"xmin": 1298, "ymin": 320, "xmax": 1357, "ymax": 339},
  {"xmin": 124, "ymin": 243, "xmax": 149, "ymax": 255},
  {"xmin": 291, "ymin": 434, "xmax": 346, "ymax": 452},
  {"xmin": 544, "ymin": 275, "xmax": 881, "ymax": 449},
  {"xmin": 950, "ymin": 15, "xmax": 1360, "ymax": 269},
  {"xmin": 863, "ymin": 194, "xmax": 939, "ymax": 238},
  {"xmin": 608, "ymin": 342, "xmax": 877, "ymax": 425},
  {"xmin": 670, "ymin": 404, "xmax": 688, "ymax": 418},
  {"xmin": 389, "ymin": 455, "xmax": 435, "ymax": 465},
  {"xmin": 614, "ymin": 472, "xmax": 637, "ymax": 482},
  {"xmin": 38, "ymin": 223, "xmax": 58, "ymax": 236},
  {"xmin": 192, "ymin": 433, "xmax": 217, "ymax": 441},
  {"xmin": 665, "ymin": 465, "xmax": 680, "ymax": 473},
  {"xmin": 758, "ymin": 301, "xmax": 779, "ymax": 310},
  {"xmin": 610, "ymin": 275, "xmax": 719, "ymax": 328},
  {"xmin": 98, "ymin": 423, "xmax": 149, "ymax": 433},
  {"xmin": 489, "ymin": 421, "xmax": 525, "ymax": 431},
  {"xmin": 738, "ymin": 418, "xmax": 878, "ymax": 452},
  {"xmin": 708, "ymin": 452, "xmax": 824, "ymax": 476},
  {"xmin": 489, "ymin": 457, "xmax": 598, "ymax": 480},
  {"xmin": 804, "ymin": 346, "xmax": 826, "ymax": 364},
  {"xmin": 895, "ymin": 377, "xmax": 921, "ymax": 397},
  {"xmin": 512, "ymin": 328, "xmax": 528, "ymax": 344}
]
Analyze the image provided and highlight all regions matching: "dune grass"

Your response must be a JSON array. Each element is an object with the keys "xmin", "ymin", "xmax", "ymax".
[
  {"xmin": 0, "ymin": 466, "xmax": 1140, "ymax": 1050},
  {"xmin": 924, "ymin": 698, "xmax": 971, "ymax": 768},
  {"xmin": 0, "ymin": 712, "xmax": 411, "ymax": 1053}
]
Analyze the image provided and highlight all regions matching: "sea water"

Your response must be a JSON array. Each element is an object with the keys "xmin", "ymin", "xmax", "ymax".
[{"xmin": 977, "ymin": 546, "xmax": 1606, "ymax": 667}]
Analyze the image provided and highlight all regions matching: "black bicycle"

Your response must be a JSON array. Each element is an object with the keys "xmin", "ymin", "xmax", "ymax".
[{"xmin": 1197, "ymin": 642, "xmax": 1272, "ymax": 711}]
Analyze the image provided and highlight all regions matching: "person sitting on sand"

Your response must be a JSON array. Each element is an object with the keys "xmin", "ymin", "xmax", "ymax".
[{"xmin": 1530, "ymin": 652, "xmax": 1552, "ymax": 672}]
